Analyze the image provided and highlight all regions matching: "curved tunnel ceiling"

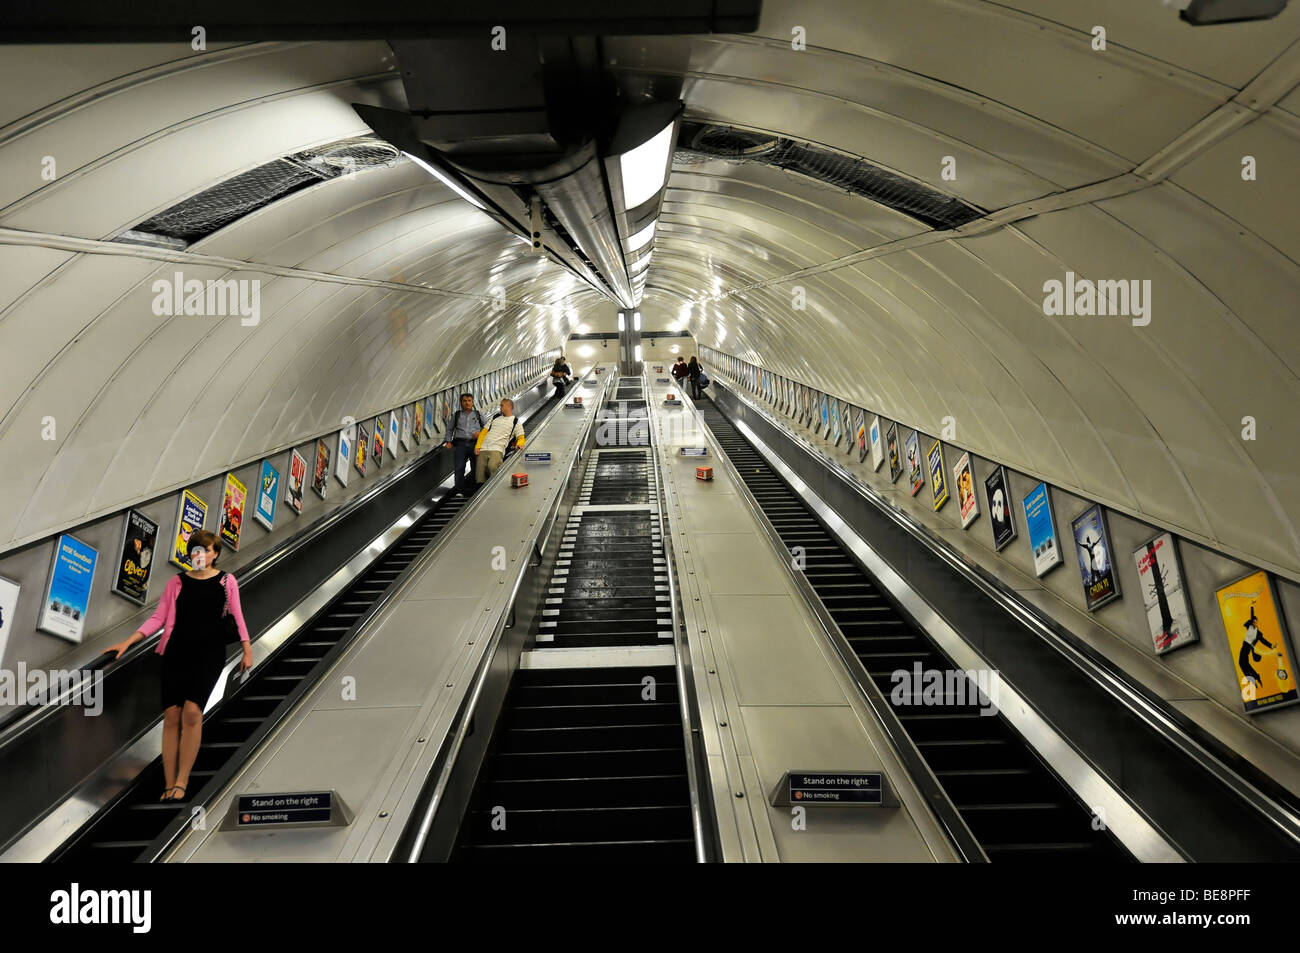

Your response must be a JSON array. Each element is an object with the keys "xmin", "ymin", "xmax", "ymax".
[{"xmin": 1, "ymin": 1, "xmax": 1299, "ymax": 584}]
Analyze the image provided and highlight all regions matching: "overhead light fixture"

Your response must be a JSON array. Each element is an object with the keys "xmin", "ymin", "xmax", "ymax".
[
  {"xmin": 635, "ymin": 344, "xmax": 643, "ymax": 362},
  {"xmin": 402, "ymin": 151, "xmax": 486, "ymax": 210},
  {"xmin": 627, "ymin": 219, "xmax": 657, "ymax": 252},
  {"xmin": 617, "ymin": 313, "xmax": 625, "ymax": 332},
  {"xmin": 634, "ymin": 312, "xmax": 641, "ymax": 331},
  {"xmin": 620, "ymin": 123, "xmax": 675, "ymax": 209}
]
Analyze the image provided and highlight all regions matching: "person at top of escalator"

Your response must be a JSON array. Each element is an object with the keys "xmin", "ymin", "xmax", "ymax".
[
  {"xmin": 550, "ymin": 355, "xmax": 572, "ymax": 398},
  {"xmin": 687, "ymin": 356, "xmax": 704, "ymax": 400},
  {"xmin": 103, "ymin": 529, "xmax": 252, "ymax": 802}
]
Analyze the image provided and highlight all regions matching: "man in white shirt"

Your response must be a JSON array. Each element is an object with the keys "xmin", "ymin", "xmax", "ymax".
[{"xmin": 474, "ymin": 398, "xmax": 526, "ymax": 484}]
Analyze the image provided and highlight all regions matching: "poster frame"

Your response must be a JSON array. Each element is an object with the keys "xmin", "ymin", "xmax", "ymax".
[
  {"xmin": 253, "ymin": 459, "xmax": 278, "ymax": 532},
  {"xmin": 110, "ymin": 508, "xmax": 159, "ymax": 605},
  {"xmin": 1071, "ymin": 504, "xmax": 1122, "ymax": 612},
  {"xmin": 38, "ymin": 534, "xmax": 98, "ymax": 643}
]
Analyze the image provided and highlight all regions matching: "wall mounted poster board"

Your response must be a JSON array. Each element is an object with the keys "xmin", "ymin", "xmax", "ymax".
[
  {"xmin": 1071, "ymin": 504, "xmax": 1121, "ymax": 611},
  {"xmin": 170, "ymin": 488, "xmax": 208, "ymax": 568},
  {"xmin": 388, "ymin": 411, "xmax": 400, "ymax": 459},
  {"xmin": 335, "ymin": 427, "xmax": 351, "ymax": 487},
  {"xmin": 287, "ymin": 449, "xmax": 307, "ymax": 514},
  {"xmin": 869, "ymin": 416, "xmax": 883, "ymax": 470},
  {"xmin": 928, "ymin": 440, "xmax": 949, "ymax": 511},
  {"xmin": 0, "ymin": 576, "xmax": 19, "ymax": 666},
  {"xmin": 313, "ymin": 440, "xmax": 330, "ymax": 499},
  {"xmin": 219, "ymin": 472, "xmax": 247, "ymax": 551},
  {"xmin": 828, "ymin": 398, "xmax": 842, "ymax": 446},
  {"xmin": 854, "ymin": 409, "xmax": 868, "ymax": 461},
  {"xmin": 372, "ymin": 417, "xmax": 385, "ymax": 469},
  {"xmin": 984, "ymin": 465, "xmax": 1016, "ymax": 550},
  {"xmin": 953, "ymin": 453, "xmax": 979, "ymax": 528},
  {"xmin": 841, "ymin": 403, "xmax": 854, "ymax": 454},
  {"xmin": 905, "ymin": 431, "xmax": 924, "ymax": 496},
  {"xmin": 1133, "ymin": 532, "xmax": 1198, "ymax": 655},
  {"xmin": 111, "ymin": 508, "xmax": 158, "ymax": 605},
  {"xmin": 412, "ymin": 402, "xmax": 424, "ymax": 444},
  {"xmin": 1023, "ymin": 482, "xmax": 1063, "ymax": 577},
  {"xmin": 818, "ymin": 393, "xmax": 829, "ymax": 434},
  {"xmin": 886, "ymin": 422, "xmax": 902, "ymax": 482},
  {"xmin": 1216, "ymin": 570, "xmax": 1297, "ymax": 714},
  {"xmin": 253, "ymin": 460, "xmax": 278, "ymax": 532},
  {"xmin": 355, "ymin": 422, "xmax": 369, "ymax": 476},
  {"xmin": 401, "ymin": 407, "xmax": 413, "ymax": 451},
  {"xmin": 38, "ymin": 534, "xmax": 98, "ymax": 643}
]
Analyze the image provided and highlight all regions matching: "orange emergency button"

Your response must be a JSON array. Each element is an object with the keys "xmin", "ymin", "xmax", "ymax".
[
  {"xmin": 696, "ymin": 465, "xmax": 713, "ymax": 481},
  {"xmin": 511, "ymin": 473, "xmax": 529, "ymax": 487},
  {"xmin": 573, "ymin": 396, "xmax": 582, "ymax": 405}
]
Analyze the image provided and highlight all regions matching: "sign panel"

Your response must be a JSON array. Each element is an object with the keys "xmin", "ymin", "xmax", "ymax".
[
  {"xmin": 253, "ymin": 460, "xmax": 278, "ymax": 532},
  {"xmin": 38, "ymin": 534, "xmax": 98, "ymax": 642},
  {"xmin": 313, "ymin": 440, "xmax": 330, "ymax": 499},
  {"xmin": 111, "ymin": 508, "xmax": 158, "ymax": 605},
  {"xmin": 0, "ymin": 576, "xmax": 19, "ymax": 666},
  {"xmin": 229, "ymin": 791, "xmax": 352, "ymax": 830},
  {"xmin": 789, "ymin": 772, "xmax": 883, "ymax": 805},
  {"xmin": 372, "ymin": 417, "xmax": 385, "ymax": 469},
  {"xmin": 905, "ymin": 431, "xmax": 924, "ymax": 496},
  {"xmin": 170, "ymin": 488, "xmax": 208, "ymax": 569},
  {"xmin": 1071, "ymin": 504, "xmax": 1121, "ymax": 611},
  {"xmin": 355, "ymin": 421, "xmax": 369, "ymax": 476},
  {"xmin": 1022, "ymin": 482, "xmax": 1063, "ymax": 577},
  {"xmin": 928, "ymin": 440, "xmax": 948, "ymax": 511},
  {"xmin": 886, "ymin": 423, "xmax": 902, "ymax": 483},
  {"xmin": 390, "ymin": 410, "xmax": 402, "ymax": 457},
  {"xmin": 984, "ymin": 465, "xmax": 1016, "ymax": 550},
  {"xmin": 286, "ymin": 449, "xmax": 307, "ymax": 514},
  {"xmin": 335, "ymin": 426, "xmax": 352, "ymax": 487},
  {"xmin": 1216, "ymin": 571, "xmax": 1297, "ymax": 715},
  {"xmin": 524, "ymin": 452, "xmax": 553, "ymax": 464},
  {"xmin": 1133, "ymin": 532, "xmax": 1198, "ymax": 655},
  {"xmin": 953, "ymin": 453, "xmax": 978, "ymax": 528},
  {"xmin": 679, "ymin": 447, "xmax": 708, "ymax": 456},
  {"xmin": 219, "ymin": 472, "xmax": 247, "ymax": 551},
  {"xmin": 869, "ymin": 416, "xmax": 884, "ymax": 471}
]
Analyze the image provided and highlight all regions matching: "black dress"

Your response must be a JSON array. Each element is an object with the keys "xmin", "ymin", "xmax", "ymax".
[{"xmin": 160, "ymin": 573, "xmax": 228, "ymax": 710}]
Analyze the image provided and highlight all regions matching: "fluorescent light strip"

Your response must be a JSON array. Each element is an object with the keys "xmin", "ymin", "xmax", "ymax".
[
  {"xmin": 619, "ymin": 123, "xmax": 674, "ymax": 209},
  {"xmin": 403, "ymin": 151, "xmax": 486, "ymax": 210},
  {"xmin": 627, "ymin": 219, "xmax": 657, "ymax": 252}
]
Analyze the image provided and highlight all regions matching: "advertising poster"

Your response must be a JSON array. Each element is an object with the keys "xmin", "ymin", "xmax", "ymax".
[
  {"xmin": 985, "ymin": 465, "xmax": 1016, "ymax": 550},
  {"xmin": 0, "ymin": 576, "xmax": 20, "ymax": 666},
  {"xmin": 818, "ymin": 394, "xmax": 830, "ymax": 435},
  {"xmin": 287, "ymin": 449, "xmax": 307, "ymax": 514},
  {"xmin": 313, "ymin": 440, "xmax": 330, "ymax": 499},
  {"xmin": 335, "ymin": 426, "xmax": 352, "ymax": 487},
  {"xmin": 869, "ymin": 416, "xmax": 884, "ymax": 471},
  {"xmin": 928, "ymin": 440, "xmax": 949, "ymax": 511},
  {"xmin": 1022, "ymin": 482, "xmax": 1063, "ymax": 577},
  {"xmin": 1133, "ymin": 532, "xmax": 1198, "ymax": 655},
  {"xmin": 427, "ymin": 396, "xmax": 439, "ymax": 437},
  {"xmin": 788, "ymin": 380, "xmax": 797, "ymax": 418},
  {"xmin": 389, "ymin": 411, "xmax": 400, "ymax": 459},
  {"xmin": 953, "ymin": 453, "xmax": 979, "ymax": 528},
  {"xmin": 401, "ymin": 406, "xmax": 413, "ymax": 451},
  {"xmin": 828, "ymin": 398, "xmax": 842, "ymax": 446},
  {"xmin": 905, "ymin": 431, "xmax": 924, "ymax": 496},
  {"xmin": 886, "ymin": 422, "xmax": 902, "ymax": 482},
  {"xmin": 355, "ymin": 421, "xmax": 369, "ymax": 477},
  {"xmin": 253, "ymin": 460, "xmax": 278, "ymax": 532},
  {"xmin": 1071, "ymin": 505, "xmax": 1121, "ymax": 611},
  {"xmin": 111, "ymin": 508, "xmax": 158, "ymax": 605},
  {"xmin": 219, "ymin": 472, "xmax": 247, "ymax": 551},
  {"xmin": 38, "ymin": 534, "xmax": 98, "ymax": 643},
  {"xmin": 841, "ymin": 404, "xmax": 854, "ymax": 454},
  {"xmin": 170, "ymin": 488, "xmax": 208, "ymax": 568},
  {"xmin": 413, "ymin": 401, "xmax": 424, "ymax": 444},
  {"xmin": 855, "ymin": 409, "xmax": 868, "ymax": 462},
  {"xmin": 372, "ymin": 417, "xmax": 385, "ymax": 469},
  {"xmin": 1216, "ymin": 571, "xmax": 1297, "ymax": 714}
]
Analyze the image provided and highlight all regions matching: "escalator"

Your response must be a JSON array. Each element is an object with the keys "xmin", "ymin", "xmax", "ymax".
[
  {"xmin": 452, "ymin": 377, "xmax": 695, "ymax": 862},
  {"xmin": 47, "ymin": 385, "xmax": 567, "ymax": 864},
  {"xmin": 696, "ymin": 399, "xmax": 1132, "ymax": 863}
]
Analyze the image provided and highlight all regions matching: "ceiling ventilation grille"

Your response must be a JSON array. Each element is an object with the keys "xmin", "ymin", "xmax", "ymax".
[
  {"xmin": 675, "ymin": 122, "xmax": 984, "ymax": 231},
  {"xmin": 115, "ymin": 137, "xmax": 401, "ymax": 248}
]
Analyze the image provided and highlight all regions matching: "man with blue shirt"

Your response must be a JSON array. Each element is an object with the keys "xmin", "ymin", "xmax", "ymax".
[{"xmin": 444, "ymin": 393, "xmax": 487, "ymax": 495}]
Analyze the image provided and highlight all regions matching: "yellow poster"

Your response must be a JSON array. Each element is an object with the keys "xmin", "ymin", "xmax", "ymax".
[{"xmin": 1215, "ymin": 571, "xmax": 1297, "ymax": 715}]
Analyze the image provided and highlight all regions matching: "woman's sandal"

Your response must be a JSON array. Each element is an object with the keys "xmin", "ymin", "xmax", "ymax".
[
  {"xmin": 160, "ymin": 785, "xmax": 187, "ymax": 802},
  {"xmin": 159, "ymin": 787, "xmax": 179, "ymax": 801}
]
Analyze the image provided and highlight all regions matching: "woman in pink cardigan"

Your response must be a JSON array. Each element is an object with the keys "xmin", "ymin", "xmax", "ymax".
[{"xmin": 105, "ymin": 529, "xmax": 253, "ymax": 801}]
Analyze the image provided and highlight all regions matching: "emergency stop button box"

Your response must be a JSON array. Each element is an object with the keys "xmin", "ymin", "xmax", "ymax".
[
  {"xmin": 696, "ymin": 465, "xmax": 713, "ymax": 481},
  {"xmin": 511, "ymin": 473, "xmax": 528, "ymax": 488}
]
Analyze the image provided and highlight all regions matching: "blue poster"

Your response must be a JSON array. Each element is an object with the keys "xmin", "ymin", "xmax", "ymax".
[
  {"xmin": 39, "ymin": 534, "xmax": 98, "ymax": 643},
  {"xmin": 1023, "ymin": 482, "xmax": 1063, "ymax": 577},
  {"xmin": 254, "ymin": 459, "xmax": 279, "ymax": 531}
]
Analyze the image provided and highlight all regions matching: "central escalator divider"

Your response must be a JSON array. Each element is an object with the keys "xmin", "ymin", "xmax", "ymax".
[
  {"xmin": 694, "ymin": 397, "xmax": 1132, "ymax": 863},
  {"xmin": 452, "ymin": 377, "xmax": 695, "ymax": 862}
]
